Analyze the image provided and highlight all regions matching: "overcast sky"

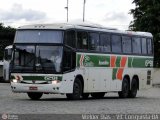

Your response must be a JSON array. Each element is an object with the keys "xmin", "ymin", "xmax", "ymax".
[{"xmin": 0, "ymin": 0, "xmax": 135, "ymax": 30}]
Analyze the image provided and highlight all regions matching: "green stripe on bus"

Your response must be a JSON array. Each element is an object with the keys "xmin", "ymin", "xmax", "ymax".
[
  {"xmin": 77, "ymin": 54, "xmax": 153, "ymax": 68},
  {"xmin": 115, "ymin": 56, "xmax": 121, "ymax": 67}
]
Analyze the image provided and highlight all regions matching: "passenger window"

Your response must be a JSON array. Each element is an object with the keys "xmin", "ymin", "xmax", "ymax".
[
  {"xmin": 88, "ymin": 33, "xmax": 99, "ymax": 51},
  {"xmin": 77, "ymin": 31, "xmax": 88, "ymax": 50},
  {"xmin": 147, "ymin": 39, "xmax": 153, "ymax": 54},
  {"xmin": 132, "ymin": 37, "xmax": 141, "ymax": 54},
  {"xmin": 111, "ymin": 35, "xmax": 122, "ymax": 53},
  {"xmin": 122, "ymin": 36, "xmax": 131, "ymax": 53},
  {"xmin": 100, "ymin": 34, "xmax": 111, "ymax": 52},
  {"xmin": 65, "ymin": 30, "xmax": 76, "ymax": 48},
  {"xmin": 142, "ymin": 38, "xmax": 147, "ymax": 54}
]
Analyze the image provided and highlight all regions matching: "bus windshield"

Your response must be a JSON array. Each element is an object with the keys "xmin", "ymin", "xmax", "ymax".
[
  {"xmin": 14, "ymin": 30, "xmax": 63, "ymax": 43},
  {"xmin": 12, "ymin": 45, "xmax": 63, "ymax": 73}
]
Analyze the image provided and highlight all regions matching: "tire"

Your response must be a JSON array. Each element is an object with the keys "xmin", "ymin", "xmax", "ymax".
[
  {"xmin": 118, "ymin": 77, "xmax": 130, "ymax": 98},
  {"xmin": 66, "ymin": 78, "xmax": 82, "ymax": 100},
  {"xmin": 129, "ymin": 78, "xmax": 138, "ymax": 98},
  {"xmin": 82, "ymin": 93, "xmax": 89, "ymax": 99},
  {"xmin": 27, "ymin": 92, "xmax": 43, "ymax": 100},
  {"xmin": 91, "ymin": 92, "xmax": 105, "ymax": 99}
]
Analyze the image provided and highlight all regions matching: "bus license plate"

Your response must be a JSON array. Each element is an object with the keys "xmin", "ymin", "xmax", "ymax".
[{"xmin": 29, "ymin": 86, "xmax": 38, "ymax": 90}]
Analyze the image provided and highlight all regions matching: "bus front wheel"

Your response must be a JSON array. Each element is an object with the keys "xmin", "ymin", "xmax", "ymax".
[
  {"xmin": 66, "ymin": 78, "xmax": 82, "ymax": 100},
  {"xmin": 27, "ymin": 92, "xmax": 43, "ymax": 100}
]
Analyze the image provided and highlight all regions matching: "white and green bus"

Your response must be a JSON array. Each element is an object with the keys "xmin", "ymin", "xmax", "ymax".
[{"xmin": 10, "ymin": 23, "xmax": 153, "ymax": 100}]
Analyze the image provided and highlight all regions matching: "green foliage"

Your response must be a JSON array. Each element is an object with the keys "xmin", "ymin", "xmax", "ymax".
[
  {"xmin": 129, "ymin": 0, "xmax": 160, "ymax": 67},
  {"xmin": 0, "ymin": 23, "xmax": 15, "ymax": 59}
]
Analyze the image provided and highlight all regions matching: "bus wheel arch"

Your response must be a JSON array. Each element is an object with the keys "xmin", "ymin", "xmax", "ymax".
[
  {"xmin": 76, "ymin": 75, "xmax": 84, "ymax": 91},
  {"xmin": 66, "ymin": 75, "xmax": 83, "ymax": 100},
  {"xmin": 75, "ymin": 75, "xmax": 90, "ymax": 99}
]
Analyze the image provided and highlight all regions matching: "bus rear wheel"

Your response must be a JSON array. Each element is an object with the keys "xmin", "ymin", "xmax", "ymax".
[
  {"xmin": 129, "ymin": 78, "xmax": 138, "ymax": 98},
  {"xmin": 91, "ymin": 92, "xmax": 105, "ymax": 99},
  {"xmin": 27, "ymin": 92, "xmax": 43, "ymax": 100},
  {"xmin": 118, "ymin": 77, "xmax": 129, "ymax": 98},
  {"xmin": 66, "ymin": 78, "xmax": 82, "ymax": 100}
]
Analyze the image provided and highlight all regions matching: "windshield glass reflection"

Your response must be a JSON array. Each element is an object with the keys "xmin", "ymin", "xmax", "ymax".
[{"xmin": 13, "ymin": 45, "xmax": 62, "ymax": 73}]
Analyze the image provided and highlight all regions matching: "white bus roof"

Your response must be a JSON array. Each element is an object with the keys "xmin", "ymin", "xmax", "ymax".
[{"xmin": 17, "ymin": 22, "xmax": 153, "ymax": 37}]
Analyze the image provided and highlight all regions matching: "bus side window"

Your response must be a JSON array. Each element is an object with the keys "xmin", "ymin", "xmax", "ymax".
[
  {"xmin": 142, "ymin": 38, "xmax": 147, "ymax": 54},
  {"xmin": 122, "ymin": 36, "xmax": 131, "ymax": 54},
  {"xmin": 111, "ymin": 35, "xmax": 122, "ymax": 53},
  {"xmin": 88, "ymin": 32, "xmax": 99, "ymax": 51},
  {"xmin": 64, "ymin": 30, "xmax": 76, "ymax": 48},
  {"xmin": 132, "ymin": 37, "xmax": 141, "ymax": 54},
  {"xmin": 100, "ymin": 33, "xmax": 111, "ymax": 52},
  {"xmin": 77, "ymin": 31, "xmax": 88, "ymax": 50},
  {"xmin": 147, "ymin": 38, "xmax": 153, "ymax": 54}
]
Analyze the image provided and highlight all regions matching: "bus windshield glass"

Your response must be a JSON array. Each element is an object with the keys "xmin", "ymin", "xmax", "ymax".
[
  {"xmin": 12, "ymin": 45, "xmax": 63, "ymax": 73},
  {"xmin": 14, "ymin": 30, "xmax": 63, "ymax": 43}
]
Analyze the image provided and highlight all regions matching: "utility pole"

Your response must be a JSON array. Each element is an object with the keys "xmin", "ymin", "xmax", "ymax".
[
  {"xmin": 83, "ymin": 0, "xmax": 86, "ymax": 22},
  {"xmin": 65, "ymin": 0, "xmax": 69, "ymax": 22}
]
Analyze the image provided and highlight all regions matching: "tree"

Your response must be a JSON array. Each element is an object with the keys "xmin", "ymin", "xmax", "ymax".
[
  {"xmin": 0, "ymin": 23, "xmax": 15, "ymax": 59},
  {"xmin": 129, "ymin": 0, "xmax": 160, "ymax": 67}
]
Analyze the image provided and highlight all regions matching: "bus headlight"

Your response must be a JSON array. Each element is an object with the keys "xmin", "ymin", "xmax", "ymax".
[
  {"xmin": 12, "ymin": 79, "xmax": 18, "ymax": 83},
  {"xmin": 52, "ymin": 80, "xmax": 60, "ymax": 84}
]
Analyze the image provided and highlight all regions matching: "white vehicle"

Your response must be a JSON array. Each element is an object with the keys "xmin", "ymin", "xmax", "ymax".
[
  {"xmin": 3, "ymin": 45, "xmax": 13, "ymax": 82},
  {"xmin": 10, "ymin": 23, "xmax": 153, "ymax": 100}
]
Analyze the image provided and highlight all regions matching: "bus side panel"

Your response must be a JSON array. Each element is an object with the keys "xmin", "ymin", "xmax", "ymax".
[
  {"xmin": 138, "ymin": 68, "xmax": 153, "ymax": 90},
  {"xmin": 138, "ymin": 69, "xmax": 147, "ymax": 89},
  {"xmin": 99, "ymin": 68, "xmax": 111, "ymax": 92},
  {"xmin": 87, "ymin": 67, "xmax": 121, "ymax": 92},
  {"xmin": 88, "ymin": 68, "xmax": 100, "ymax": 92},
  {"xmin": 60, "ymin": 72, "xmax": 75, "ymax": 93}
]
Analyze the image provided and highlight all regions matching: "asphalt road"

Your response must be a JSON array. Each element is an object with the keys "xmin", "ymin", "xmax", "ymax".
[{"xmin": 0, "ymin": 83, "xmax": 160, "ymax": 115}]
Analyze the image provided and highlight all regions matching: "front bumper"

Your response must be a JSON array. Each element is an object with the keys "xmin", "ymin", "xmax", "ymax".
[{"xmin": 11, "ymin": 82, "xmax": 61, "ymax": 93}]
